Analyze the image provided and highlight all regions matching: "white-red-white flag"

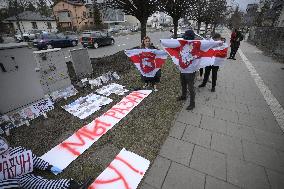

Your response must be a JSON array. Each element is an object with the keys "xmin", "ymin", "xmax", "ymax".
[
  {"xmin": 125, "ymin": 49, "xmax": 168, "ymax": 77},
  {"xmin": 161, "ymin": 39, "xmax": 228, "ymax": 73}
]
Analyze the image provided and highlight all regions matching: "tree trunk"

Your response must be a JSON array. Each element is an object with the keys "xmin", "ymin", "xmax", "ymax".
[
  {"xmin": 140, "ymin": 19, "xmax": 147, "ymax": 42},
  {"xmin": 173, "ymin": 17, "xmax": 178, "ymax": 39},
  {"xmin": 205, "ymin": 23, "xmax": 208, "ymax": 34},
  {"xmin": 212, "ymin": 23, "xmax": 217, "ymax": 33},
  {"xmin": 197, "ymin": 21, "xmax": 201, "ymax": 34}
]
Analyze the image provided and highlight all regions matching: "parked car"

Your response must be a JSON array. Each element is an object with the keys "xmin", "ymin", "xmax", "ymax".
[
  {"xmin": 58, "ymin": 31, "xmax": 78, "ymax": 41},
  {"xmin": 80, "ymin": 31, "xmax": 115, "ymax": 48},
  {"xmin": 33, "ymin": 32, "xmax": 78, "ymax": 50},
  {"xmin": 15, "ymin": 30, "xmax": 45, "ymax": 42}
]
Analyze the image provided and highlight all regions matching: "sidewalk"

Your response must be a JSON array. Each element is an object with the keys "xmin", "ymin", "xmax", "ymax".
[{"xmin": 140, "ymin": 36, "xmax": 284, "ymax": 188}]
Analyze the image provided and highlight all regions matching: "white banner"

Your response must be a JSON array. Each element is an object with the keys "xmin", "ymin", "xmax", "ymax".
[
  {"xmin": 89, "ymin": 148, "xmax": 150, "ymax": 189},
  {"xmin": 41, "ymin": 90, "xmax": 152, "ymax": 172},
  {"xmin": 0, "ymin": 150, "xmax": 33, "ymax": 180}
]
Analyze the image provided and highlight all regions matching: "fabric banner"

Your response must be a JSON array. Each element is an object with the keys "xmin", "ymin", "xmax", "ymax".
[
  {"xmin": 89, "ymin": 148, "xmax": 150, "ymax": 189},
  {"xmin": 0, "ymin": 150, "xmax": 33, "ymax": 180},
  {"xmin": 50, "ymin": 85, "xmax": 78, "ymax": 101},
  {"xmin": 41, "ymin": 90, "xmax": 152, "ymax": 172},
  {"xmin": 125, "ymin": 49, "xmax": 168, "ymax": 77},
  {"xmin": 161, "ymin": 39, "xmax": 227, "ymax": 73}
]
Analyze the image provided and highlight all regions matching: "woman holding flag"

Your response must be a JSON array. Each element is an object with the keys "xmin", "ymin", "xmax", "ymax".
[{"xmin": 140, "ymin": 36, "xmax": 161, "ymax": 91}]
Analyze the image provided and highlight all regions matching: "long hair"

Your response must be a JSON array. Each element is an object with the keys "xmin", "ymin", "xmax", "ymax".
[{"xmin": 141, "ymin": 36, "xmax": 151, "ymax": 48}]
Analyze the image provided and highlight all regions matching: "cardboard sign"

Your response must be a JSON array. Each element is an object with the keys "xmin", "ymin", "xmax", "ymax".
[
  {"xmin": 41, "ymin": 90, "xmax": 152, "ymax": 172},
  {"xmin": 89, "ymin": 148, "xmax": 150, "ymax": 189},
  {"xmin": 0, "ymin": 150, "xmax": 33, "ymax": 180},
  {"xmin": 62, "ymin": 93, "xmax": 113, "ymax": 119},
  {"xmin": 96, "ymin": 83, "xmax": 129, "ymax": 96}
]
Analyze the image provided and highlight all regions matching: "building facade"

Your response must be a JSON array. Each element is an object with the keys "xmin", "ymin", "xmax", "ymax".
[
  {"xmin": 4, "ymin": 11, "xmax": 57, "ymax": 33},
  {"xmin": 53, "ymin": 0, "xmax": 93, "ymax": 31}
]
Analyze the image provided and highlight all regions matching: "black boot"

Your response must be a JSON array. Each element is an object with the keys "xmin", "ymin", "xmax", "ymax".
[
  {"xmin": 198, "ymin": 83, "xmax": 206, "ymax": 88},
  {"xmin": 211, "ymin": 87, "xmax": 215, "ymax": 92},
  {"xmin": 177, "ymin": 96, "xmax": 186, "ymax": 101},
  {"xmin": 186, "ymin": 102, "xmax": 195, "ymax": 110}
]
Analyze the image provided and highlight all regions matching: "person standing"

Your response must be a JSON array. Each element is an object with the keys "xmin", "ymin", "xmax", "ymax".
[
  {"xmin": 198, "ymin": 33, "xmax": 224, "ymax": 92},
  {"xmin": 176, "ymin": 30, "xmax": 196, "ymax": 110},
  {"xmin": 228, "ymin": 29, "xmax": 243, "ymax": 60},
  {"xmin": 140, "ymin": 36, "xmax": 161, "ymax": 91}
]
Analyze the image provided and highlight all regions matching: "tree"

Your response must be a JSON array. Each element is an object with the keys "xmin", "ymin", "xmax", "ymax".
[
  {"xmin": 93, "ymin": 1, "xmax": 103, "ymax": 29},
  {"xmin": 229, "ymin": 6, "xmax": 242, "ymax": 29},
  {"xmin": 37, "ymin": 0, "xmax": 52, "ymax": 17},
  {"xmin": 187, "ymin": 0, "xmax": 208, "ymax": 34},
  {"xmin": 26, "ymin": 2, "xmax": 36, "ymax": 12},
  {"xmin": 209, "ymin": 0, "xmax": 227, "ymax": 33},
  {"xmin": 106, "ymin": 0, "xmax": 159, "ymax": 41},
  {"xmin": 160, "ymin": 0, "xmax": 196, "ymax": 38}
]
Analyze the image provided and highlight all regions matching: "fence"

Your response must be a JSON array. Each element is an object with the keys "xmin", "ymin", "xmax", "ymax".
[{"xmin": 248, "ymin": 26, "xmax": 284, "ymax": 61}]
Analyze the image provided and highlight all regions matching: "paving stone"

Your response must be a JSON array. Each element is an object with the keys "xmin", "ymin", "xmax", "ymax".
[
  {"xmin": 226, "ymin": 123, "xmax": 257, "ymax": 142},
  {"xmin": 238, "ymin": 112, "xmax": 264, "ymax": 127},
  {"xmin": 176, "ymin": 111, "xmax": 202, "ymax": 127},
  {"xmin": 200, "ymin": 116, "xmax": 227, "ymax": 134},
  {"xmin": 144, "ymin": 156, "xmax": 171, "ymax": 189},
  {"xmin": 188, "ymin": 104, "xmax": 215, "ymax": 117},
  {"xmin": 227, "ymin": 157, "xmax": 269, "ymax": 189},
  {"xmin": 211, "ymin": 133, "xmax": 243, "ymax": 159},
  {"xmin": 266, "ymin": 169, "xmax": 284, "ymax": 189},
  {"xmin": 182, "ymin": 125, "xmax": 212, "ymax": 148},
  {"xmin": 242, "ymin": 140, "xmax": 284, "ymax": 173},
  {"xmin": 190, "ymin": 146, "xmax": 226, "ymax": 180},
  {"xmin": 159, "ymin": 137, "xmax": 194, "ymax": 166},
  {"xmin": 214, "ymin": 107, "xmax": 239, "ymax": 123},
  {"xmin": 140, "ymin": 182, "xmax": 158, "ymax": 189},
  {"xmin": 205, "ymin": 175, "xmax": 240, "ymax": 189},
  {"xmin": 254, "ymin": 128, "xmax": 284, "ymax": 151},
  {"xmin": 162, "ymin": 162, "xmax": 205, "ymax": 189},
  {"xmin": 169, "ymin": 122, "xmax": 187, "ymax": 139}
]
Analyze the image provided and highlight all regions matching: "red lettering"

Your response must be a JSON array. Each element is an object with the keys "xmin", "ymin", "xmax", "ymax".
[
  {"xmin": 124, "ymin": 96, "xmax": 141, "ymax": 104},
  {"xmin": 104, "ymin": 110, "xmax": 121, "ymax": 120},
  {"xmin": 110, "ymin": 107, "xmax": 130, "ymax": 114},
  {"xmin": 129, "ymin": 91, "xmax": 147, "ymax": 99},
  {"xmin": 117, "ymin": 100, "xmax": 135, "ymax": 109},
  {"xmin": 60, "ymin": 129, "xmax": 95, "ymax": 156}
]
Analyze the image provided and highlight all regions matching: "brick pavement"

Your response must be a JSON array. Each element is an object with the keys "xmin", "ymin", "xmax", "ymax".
[{"xmin": 140, "ymin": 31, "xmax": 284, "ymax": 189}]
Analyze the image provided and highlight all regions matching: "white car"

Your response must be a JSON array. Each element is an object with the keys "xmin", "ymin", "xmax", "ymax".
[{"xmin": 15, "ymin": 30, "xmax": 45, "ymax": 42}]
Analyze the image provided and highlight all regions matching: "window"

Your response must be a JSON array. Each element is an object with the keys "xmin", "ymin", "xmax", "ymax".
[
  {"xmin": 89, "ymin": 12, "xmax": 93, "ymax": 18},
  {"xmin": 83, "ymin": 12, "xmax": 86, "ymax": 18},
  {"xmin": 47, "ymin": 22, "xmax": 52, "ymax": 29},
  {"xmin": 31, "ymin": 22, "xmax": 38, "ymax": 29}
]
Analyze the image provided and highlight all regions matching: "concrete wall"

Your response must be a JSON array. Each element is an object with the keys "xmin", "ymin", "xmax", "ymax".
[
  {"xmin": 12, "ymin": 20, "xmax": 57, "ymax": 33},
  {"xmin": 0, "ymin": 43, "xmax": 45, "ymax": 113},
  {"xmin": 248, "ymin": 26, "xmax": 284, "ymax": 61}
]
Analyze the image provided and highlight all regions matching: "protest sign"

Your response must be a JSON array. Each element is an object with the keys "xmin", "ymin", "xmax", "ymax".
[
  {"xmin": 41, "ymin": 90, "xmax": 152, "ymax": 172},
  {"xmin": 96, "ymin": 83, "xmax": 129, "ymax": 97},
  {"xmin": 0, "ymin": 150, "xmax": 33, "ymax": 180},
  {"xmin": 50, "ymin": 85, "xmax": 78, "ymax": 101},
  {"xmin": 89, "ymin": 148, "xmax": 150, "ymax": 189}
]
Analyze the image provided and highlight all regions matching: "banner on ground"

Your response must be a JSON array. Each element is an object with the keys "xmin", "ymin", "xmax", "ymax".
[
  {"xmin": 160, "ymin": 39, "xmax": 227, "ymax": 73},
  {"xmin": 50, "ymin": 85, "xmax": 78, "ymax": 101},
  {"xmin": 41, "ymin": 90, "xmax": 152, "ymax": 172},
  {"xmin": 62, "ymin": 93, "xmax": 113, "ymax": 119},
  {"xmin": 0, "ymin": 150, "xmax": 33, "ymax": 180},
  {"xmin": 96, "ymin": 83, "xmax": 129, "ymax": 97},
  {"xmin": 89, "ymin": 148, "xmax": 150, "ymax": 189},
  {"xmin": 125, "ymin": 49, "xmax": 168, "ymax": 77}
]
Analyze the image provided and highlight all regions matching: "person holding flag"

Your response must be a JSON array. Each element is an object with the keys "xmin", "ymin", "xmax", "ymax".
[
  {"xmin": 125, "ymin": 36, "xmax": 168, "ymax": 92},
  {"xmin": 198, "ymin": 33, "xmax": 228, "ymax": 92},
  {"xmin": 161, "ymin": 30, "xmax": 224, "ymax": 110}
]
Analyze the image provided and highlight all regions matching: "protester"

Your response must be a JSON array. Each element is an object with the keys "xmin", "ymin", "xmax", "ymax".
[
  {"xmin": 0, "ymin": 137, "xmax": 89, "ymax": 189},
  {"xmin": 198, "ymin": 33, "xmax": 224, "ymax": 92},
  {"xmin": 227, "ymin": 29, "xmax": 243, "ymax": 60},
  {"xmin": 140, "ymin": 36, "xmax": 161, "ymax": 91},
  {"xmin": 176, "ymin": 29, "xmax": 197, "ymax": 110}
]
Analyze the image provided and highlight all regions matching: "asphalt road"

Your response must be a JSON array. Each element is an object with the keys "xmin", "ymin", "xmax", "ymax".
[{"xmin": 61, "ymin": 31, "xmax": 172, "ymax": 59}]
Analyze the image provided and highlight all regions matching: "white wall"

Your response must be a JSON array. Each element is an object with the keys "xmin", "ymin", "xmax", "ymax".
[{"xmin": 13, "ymin": 20, "xmax": 57, "ymax": 33}]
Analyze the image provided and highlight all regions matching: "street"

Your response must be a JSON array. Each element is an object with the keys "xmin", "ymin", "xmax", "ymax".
[{"xmin": 58, "ymin": 31, "xmax": 172, "ymax": 59}]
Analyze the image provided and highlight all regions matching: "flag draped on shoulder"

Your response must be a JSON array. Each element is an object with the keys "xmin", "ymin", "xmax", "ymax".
[
  {"xmin": 161, "ymin": 39, "xmax": 228, "ymax": 73},
  {"xmin": 125, "ymin": 49, "xmax": 168, "ymax": 77}
]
